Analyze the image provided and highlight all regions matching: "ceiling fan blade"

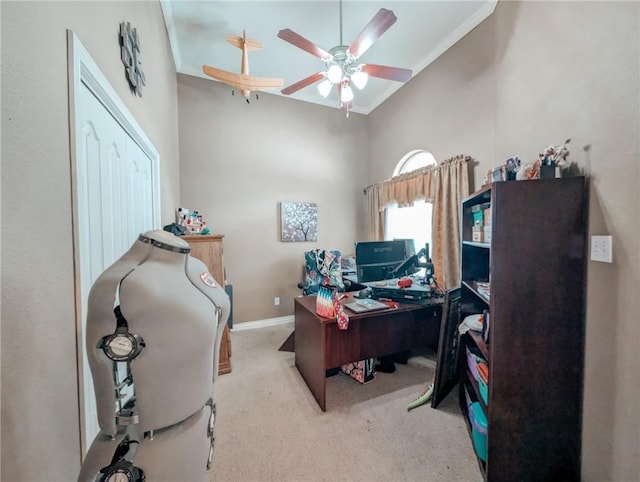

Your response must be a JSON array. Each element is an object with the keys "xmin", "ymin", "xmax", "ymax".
[
  {"xmin": 278, "ymin": 29, "xmax": 331, "ymax": 60},
  {"xmin": 281, "ymin": 72, "xmax": 325, "ymax": 95},
  {"xmin": 361, "ymin": 64, "xmax": 412, "ymax": 82},
  {"xmin": 347, "ymin": 8, "xmax": 397, "ymax": 58}
]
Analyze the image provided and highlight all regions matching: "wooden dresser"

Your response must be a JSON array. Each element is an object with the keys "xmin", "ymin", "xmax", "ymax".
[{"xmin": 182, "ymin": 234, "xmax": 232, "ymax": 375}]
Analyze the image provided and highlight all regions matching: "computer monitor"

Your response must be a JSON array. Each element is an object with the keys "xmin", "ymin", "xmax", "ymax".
[{"xmin": 354, "ymin": 239, "xmax": 416, "ymax": 283}]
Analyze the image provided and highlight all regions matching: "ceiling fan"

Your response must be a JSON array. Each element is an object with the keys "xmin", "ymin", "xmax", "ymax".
[{"xmin": 278, "ymin": 1, "xmax": 412, "ymax": 112}]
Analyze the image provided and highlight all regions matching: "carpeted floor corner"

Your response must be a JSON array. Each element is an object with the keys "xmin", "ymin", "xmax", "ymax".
[{"xmin": 210, "ymin": 322, "xmax": 482, "ymax": 482}]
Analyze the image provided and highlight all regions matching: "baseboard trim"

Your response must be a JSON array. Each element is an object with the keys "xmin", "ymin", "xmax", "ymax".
[{"xmin": 231, "ymin": 315, "xmax": 294, "ymax": 331}]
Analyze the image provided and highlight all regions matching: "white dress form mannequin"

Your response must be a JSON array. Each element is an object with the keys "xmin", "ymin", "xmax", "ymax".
[
  {"xmin": 78, "ymin": 405, "xmax": 213, "ymax": 482},
  {"xmin": 80, "ymin": 230, "xmax": 230, "ymax": 481},
  {"xmin": 119, "ymin": 236, "xmax": 217, "ymax": 430},
  {"xmin": 86, "ymin": 235, "xmax": 153, "ymax": 436}
]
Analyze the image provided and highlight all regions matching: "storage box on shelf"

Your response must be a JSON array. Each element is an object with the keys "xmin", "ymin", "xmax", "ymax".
[
  {"xmin": 477, "ymin": 363, "xmax": 489, "ymax": 405},
  {"xmin": 469, "ymin": 401, "xmax": 488, "ymax": 462},
  {"xmin": 466, "ymin": 345, "xmax": 485, "ymax": 382},
  {"xmin": 483, "ymin": 207, "xmax": 492, "ymax": 243},
  {"xmin": 457, "ymin": 177, "xmax": 588, "ymax": 481},
  {"xmin": 470, "ymin": 202, "xmax": 490, "ymax": 243}
]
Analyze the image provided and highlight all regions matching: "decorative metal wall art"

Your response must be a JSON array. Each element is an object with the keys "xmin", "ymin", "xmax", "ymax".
[
  {"xmin": 280, "ymin": 201, "xmax": 318, "ymax": 242},
  {"xmin": 120, "ymin": 22, "xmax": 146, "ymax": 97}
]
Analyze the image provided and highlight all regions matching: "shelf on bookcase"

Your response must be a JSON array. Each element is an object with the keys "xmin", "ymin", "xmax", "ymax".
[
  {"xmin": 462, "ymin": 240, "xmax": 490, "ymax": 249},
  {"xmin": 467, "ymin": 330, "xmax": 489, "ymax": 361},
  {"xmin": 462, "ymin": 280, "xmax": 491, "ymax": 303}
]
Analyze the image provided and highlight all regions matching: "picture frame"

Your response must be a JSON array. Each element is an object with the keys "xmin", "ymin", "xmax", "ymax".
[
  {"xmin": 280, "ymin": 201, "xmax": 318, "ymax": 242},
  {"xmin": 431, "ymin": 286, "xmax": 461, "ymax": 409}
]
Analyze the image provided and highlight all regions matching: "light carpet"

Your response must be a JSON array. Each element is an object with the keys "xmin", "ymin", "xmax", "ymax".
[{"xmin": 210, "ymin": 322, "xmax": 482, "ymax": 482}]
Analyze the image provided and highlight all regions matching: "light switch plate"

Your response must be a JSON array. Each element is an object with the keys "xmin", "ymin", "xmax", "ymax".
[{"xmin": 590, "ymin": 235, "xmax": 613, "ymax": 263}]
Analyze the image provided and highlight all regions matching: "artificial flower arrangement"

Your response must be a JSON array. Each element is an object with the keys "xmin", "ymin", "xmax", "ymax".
[{"xmin": 516, "ymin": 138, "xmax": 571, "ymax": 180}]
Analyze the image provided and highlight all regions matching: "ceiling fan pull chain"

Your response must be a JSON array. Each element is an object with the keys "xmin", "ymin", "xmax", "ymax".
[{"xmin": 339, "ymin": 0, "xmax": 343, "ymax": 46}]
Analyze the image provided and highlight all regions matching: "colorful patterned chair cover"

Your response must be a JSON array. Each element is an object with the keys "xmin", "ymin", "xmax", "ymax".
[{"xmin": 299, "ymin": 249, "xmax": 345, "ymax": 295}]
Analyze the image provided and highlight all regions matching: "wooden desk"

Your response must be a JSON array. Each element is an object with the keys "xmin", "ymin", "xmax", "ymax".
[{"xmin": 294, "ymin": 293, "xmax": 442, "ymax": 411}]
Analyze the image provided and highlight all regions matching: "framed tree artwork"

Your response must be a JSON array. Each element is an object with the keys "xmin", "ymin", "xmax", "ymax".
[{"xmin": 280, "ymin": 201, "xmax": 318, "ymax": 242}]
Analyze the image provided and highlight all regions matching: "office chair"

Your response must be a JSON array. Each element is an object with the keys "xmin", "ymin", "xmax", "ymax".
[{"xmin": 298, "ymin": 249, "xmax": 364, "ymax": 296}]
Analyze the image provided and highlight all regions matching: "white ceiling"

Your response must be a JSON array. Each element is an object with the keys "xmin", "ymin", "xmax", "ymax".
[{"xmin": 161, "ymin": 1, "xmax": 497, "ymax": 115}]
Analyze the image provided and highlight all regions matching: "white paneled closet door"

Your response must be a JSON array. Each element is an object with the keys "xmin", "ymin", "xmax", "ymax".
[{"xmin": 69, "ymin": 32, "xmax": 160, "ymax": 456}]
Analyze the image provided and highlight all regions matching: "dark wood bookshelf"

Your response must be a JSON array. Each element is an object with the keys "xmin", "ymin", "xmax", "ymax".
[{"xmin": 456, "ymin": 177, "xmax": 588, "ymax": 482}]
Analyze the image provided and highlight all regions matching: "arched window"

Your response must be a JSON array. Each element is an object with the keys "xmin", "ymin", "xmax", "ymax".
[
  {"xmin": 392, "ymin": 149, "xmax": 436, "ymax": 176},
  {"xmin": 385, "ymin": 150, "xmax": 437, "ymax": 257}
]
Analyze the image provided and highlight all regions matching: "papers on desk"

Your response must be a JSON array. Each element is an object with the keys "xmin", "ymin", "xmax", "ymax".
[{"xmin": 344, "ymin": 298, "xmax": 390, "ymax": 313}]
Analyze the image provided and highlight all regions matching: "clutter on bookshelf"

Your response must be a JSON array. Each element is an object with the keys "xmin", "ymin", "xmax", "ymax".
[
  {"xmin": 483, "ymin": 156, "xmax": 520, "ymax": 184},
  {"xmin": 483, "ymin": 138, "xmax": 572, "ymax": 184},
  {"xmin": 468, "ymin": 202, "xmax": 492, "ymax": 243},
  {"xmin": 516, "ymin": 138, "xmax": 572, "ymax": 180}
]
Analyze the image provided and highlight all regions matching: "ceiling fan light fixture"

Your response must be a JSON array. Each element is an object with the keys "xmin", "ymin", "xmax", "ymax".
[
  {"xmin": 317, "ymin": 79, "xmax": 332, "ymax": 98},
  {"xmin": 351, "ymin": 70, "xmax": 368, "ymax": 90},
  {"xmin": 327, "ymin": 64, "xmax": 343, "ymax": 84},
  {"xmin": 278, "ymin": 5, "xmax": 412, "ymax": 112},
  {"xmin": 340, "ymin": 83, "xmax": 354, "ymax": 103}
]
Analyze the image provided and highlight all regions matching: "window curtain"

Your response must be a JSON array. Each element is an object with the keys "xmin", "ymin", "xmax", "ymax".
[
  {"xmin": 364, "ymin": 184, "xmax": 384, "ymax": 241},
  {"xmin": 363, "ymin": 154, "xmax": 470, "ymax": 288}
]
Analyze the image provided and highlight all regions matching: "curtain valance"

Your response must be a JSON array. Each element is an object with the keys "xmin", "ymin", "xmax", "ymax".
[{"xmin": 364, "ymin": 154, "xmax": 471, "ymax": 210}]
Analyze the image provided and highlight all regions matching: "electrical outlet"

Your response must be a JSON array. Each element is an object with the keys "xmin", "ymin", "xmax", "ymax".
[
  {"xmin": 274, "ymin": 297, "xmax": 280, "ymax": 306},
  {"xmin": 590, "ymin": 235, "xmax": 613, "ymax": 263}
]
